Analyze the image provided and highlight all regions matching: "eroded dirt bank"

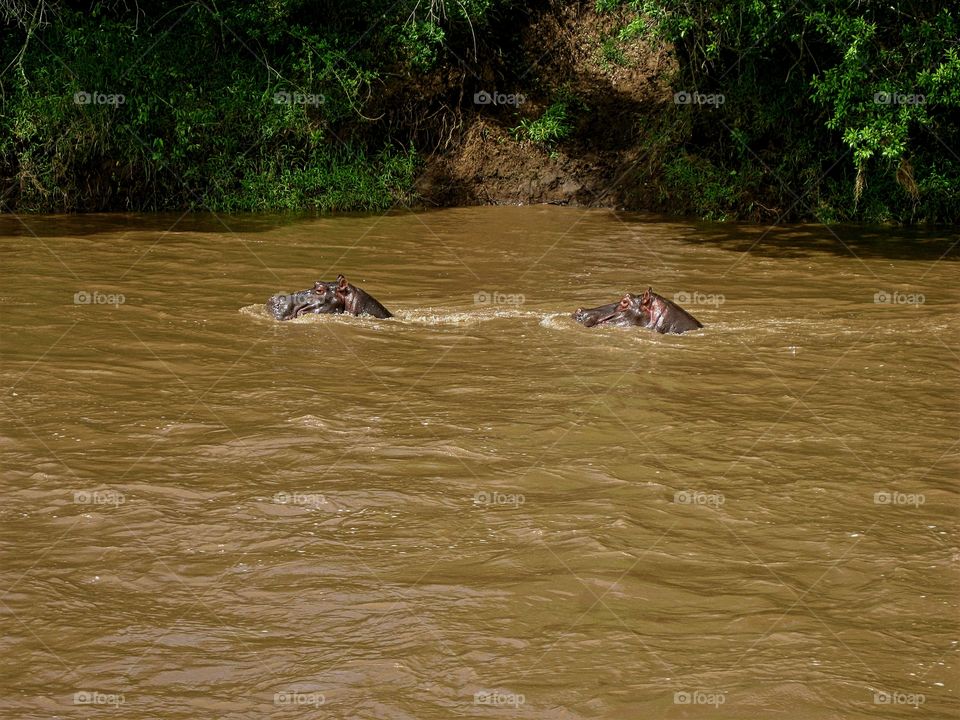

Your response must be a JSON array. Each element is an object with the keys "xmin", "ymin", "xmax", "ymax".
[{"xmin": 392, "ymin": 3, "xmax": 684, "ymax": 212}]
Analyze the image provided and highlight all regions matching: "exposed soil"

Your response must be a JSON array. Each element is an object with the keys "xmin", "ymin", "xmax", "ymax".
[{"xmin": 408, "ymin": 2, "xmax": 679, "ymax": 209}]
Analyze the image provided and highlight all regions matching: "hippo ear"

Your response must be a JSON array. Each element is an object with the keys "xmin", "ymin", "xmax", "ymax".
[{"xmin": 336, "ymin": 274, "xmax": 349, "ymax": 291}]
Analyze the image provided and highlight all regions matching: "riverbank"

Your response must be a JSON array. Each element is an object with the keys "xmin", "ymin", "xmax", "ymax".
[{"xmin": 1, "ymin": 2, "xmax": 956, "ymax": 223}]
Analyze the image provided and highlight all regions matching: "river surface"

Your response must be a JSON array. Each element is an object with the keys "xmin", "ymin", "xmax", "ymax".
[{"xmin": 0, "ymin": 207, "xmax": 957, "ymax": 719}]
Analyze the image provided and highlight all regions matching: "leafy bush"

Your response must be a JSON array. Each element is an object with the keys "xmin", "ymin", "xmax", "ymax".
[
  {"xmin": 512, "ymin": 100, "xmax": 574, "ymax": 145},
  {"xmin": 600, "ymin": 0, "xmax": 960, "ymax": 223},
  {"xmin": 0, "ymin": 1, "xmax": 464, "ymax": 212}
]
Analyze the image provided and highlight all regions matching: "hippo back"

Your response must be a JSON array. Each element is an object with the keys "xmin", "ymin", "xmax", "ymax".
[
  {"xmin": 646, "ymin": 292, "xmax": 703, "ymax": 334},
  {"xmin": 343, "ymin": 286, "xmax": 392, "ymax": 318}
]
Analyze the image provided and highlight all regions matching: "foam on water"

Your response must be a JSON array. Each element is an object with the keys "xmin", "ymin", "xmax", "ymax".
[{"xmin": 243, "ymin": 304, "xmax": 556, "ymax": 328}]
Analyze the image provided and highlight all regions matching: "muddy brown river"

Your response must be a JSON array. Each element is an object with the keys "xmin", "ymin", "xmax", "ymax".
[{"xmin": 1, "ymin": 207, "xmax": 957, "ymax": 719}]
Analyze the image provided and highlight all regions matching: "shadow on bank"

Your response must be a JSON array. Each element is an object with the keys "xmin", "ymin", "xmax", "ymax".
[{"xmin": 661, "ymin": 217, "xmax": 960, "ymax": 262}]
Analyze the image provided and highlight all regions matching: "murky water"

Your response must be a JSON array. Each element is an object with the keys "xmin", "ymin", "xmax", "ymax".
[{"xmin": 1, "ymin": 207, "xmax": 957, "ymax": 719}]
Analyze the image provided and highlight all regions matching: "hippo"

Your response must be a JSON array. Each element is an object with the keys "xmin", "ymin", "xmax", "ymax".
[
  {"xmin": 266, "ymin": 274, "xmax": 392, "ymax": 321},
  {"xmin": 573, "ymin": 288, "xmax": 702, "ymax": 334}
]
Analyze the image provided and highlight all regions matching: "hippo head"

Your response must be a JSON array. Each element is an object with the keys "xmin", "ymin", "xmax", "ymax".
[
  {"xmin": 266, "ymin": 274, "xmax": 392, "ymax": 321},
  {"xmin": 572, "ymin": 293, "xmax": 647, "ymax": 328},
  {"xmin": 572, "ymin": 300, "xmax": 621, "ymax": 327},
  {"xmin": 572, "ymin": 287, "xmax": 699, "ymax": 332},
  {"xmin": 266, "ymin": 276, "xmax": 348, "ymax": 320}
]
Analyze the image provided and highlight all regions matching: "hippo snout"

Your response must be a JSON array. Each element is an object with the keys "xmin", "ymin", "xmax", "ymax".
[
  {"xmin": 266, "ymin": 292, "xmax": 296, "ymax": 320},
  {"xmin": 572, "ymin": 307, "xmax": 599, "ymax": 327}
]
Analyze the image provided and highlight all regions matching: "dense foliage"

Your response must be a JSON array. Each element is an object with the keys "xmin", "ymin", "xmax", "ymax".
[
  {"xmin": 0, "ymin": 0, "xmax": 474, "ymax": 211},
  {"xmin": 600, "ymin": 0, "xmax": 960, "ymax": 222},
  {"xmin": 1, "ymin": 0, "xmax": 956, "ymax": 222}
]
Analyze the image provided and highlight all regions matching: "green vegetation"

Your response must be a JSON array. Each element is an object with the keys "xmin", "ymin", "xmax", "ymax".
[
  {"xmin": 0, "ymin": 0, "xmax": 474, "ymax": 212},
  {"xmin": 513, "ymin": 98, "xmax": 575, "ymax": 146},
  {"xmin": 598, "ymin": 0, "xmax": 960, "ymax": 223},
  {"xmin": 0, "ymin": 1, "xmax": 956, "ymax": 222},
  {"xmin": 598, "ymin": 36, "xmax": 629, "ymax": 69},
  {"xmin": 662, "ymin": 155, "xmax": 741, "ymax": 222}
]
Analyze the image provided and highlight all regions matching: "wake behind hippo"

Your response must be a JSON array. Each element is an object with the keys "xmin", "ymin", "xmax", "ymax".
[
  {"xmin": 267, "ymin": 274, "xmax": 392, "ymax": 321},
  {"xmin": 573, "ymin": 288, "xmax": 702, "ymax": 334}
]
